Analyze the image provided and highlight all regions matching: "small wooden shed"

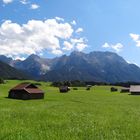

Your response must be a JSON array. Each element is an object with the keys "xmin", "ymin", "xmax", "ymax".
[
  {"xmin": 120, "ymin": 87, "xmax": 130, "ymax": 93},
  {"xmin": 110, "ymin": 87, "xmax": 118, "ymax": 92},
  {"xmin": 86, "ymin": 85, "xmax": 92, "ymax": 88},
  {"xmin": 130, "ymin": 85, "xmax": 140, "ymax": 95},
  {"xmin": 59, "ymin": 86, "xmax": 70, "ymax": 93},
  {"xmin": 86, "ymin": 85, "xmax": 92, "ymax": 90},
  {"xmin": 8, "ymin": 83, "xmax": 44, "ymax": 100}
]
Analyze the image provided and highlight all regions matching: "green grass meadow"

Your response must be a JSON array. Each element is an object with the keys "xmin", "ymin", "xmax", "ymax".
[{"xmin": 0, "ymin": 80, "xmax": 140, "ymax": 140}]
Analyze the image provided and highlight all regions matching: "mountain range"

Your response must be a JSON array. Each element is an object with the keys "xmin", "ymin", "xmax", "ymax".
[{"xmin": 0, "ymin": 51, "xmax": 140, "ymax": 83}]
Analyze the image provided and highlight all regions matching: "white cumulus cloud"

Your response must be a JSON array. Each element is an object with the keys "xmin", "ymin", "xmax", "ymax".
[
  {"xmin": 52, "ymin": 50, "xmax": 63, "ymax": 55},
  {"xmin": 130, "ymin": 33, "xmax": 139, "ymax": 41},
  {"xmin": 71, "ymin": 20, "xmax": 76, "ymax": 25},
  {"xmin": 55, "ymin": 17, "xmax": 64, "ymax": 22},
  {"xmin": 75, "ymin": 28, "xmax": 83, "ymax": 33},
  {"xmin": 130, "ymin": 33, "xmax": 140, "ymax": 47},
  {"xmin": 70, "ymin": 38, "xmax": 88, "ymax": 51},
  {"xmin": 102, "ymin": 42, "xmax": 123, "ymax": 52},
  {"xmin": 63, "ymin": 41, "xmax": 73, "ymax": 51},
  {"xmin": 0, "ymin": 18, "xmax": 87, "ymax": 58},
  {"xmin": 20, "ymin": 0, "xmax": 28, "ymax": 5},
  {"xmin": 3, "ymin": 0, "xmax": 13, "ymax": 4},
  {"xmin": 30, "ymin": 4, "xmax": 40, "ymax": 9},
  {"xmin": 76, "ymin": 43, "xmax": 87, "ymax": 51}
]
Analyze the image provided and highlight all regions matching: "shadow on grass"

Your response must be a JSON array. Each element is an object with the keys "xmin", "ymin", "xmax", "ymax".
[
  {"xmin": 4, "ymin": 97, "xmax": 27, "ymax": 100},
  {"xmin": 4, "ymin": 97, "xmax": 44, "ymax": 101},
  {"xmin": 128, "ymin": 93, "xmax": 140, "ymax": 96}
]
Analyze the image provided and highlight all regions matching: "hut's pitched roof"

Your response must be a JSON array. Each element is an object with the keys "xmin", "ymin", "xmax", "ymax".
[
  {"xmin": 11, "ymin": 83, "xmax": 36, "ymax": 90},
  {"xmin": 25, "ymin": 88, "xmax": 44, "ymax": 94},
  {"xmin": 130, "ymin": 85, "xmax": 140, "ymax": 92},
  {"xmin": 10, "ymin": 83, "xmax": 44, "ymax": 94}
]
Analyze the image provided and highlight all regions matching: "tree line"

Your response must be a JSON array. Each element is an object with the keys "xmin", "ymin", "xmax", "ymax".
[{"xmin": 51, "ymin": 80, "xmax": 140, "ymax": 87}]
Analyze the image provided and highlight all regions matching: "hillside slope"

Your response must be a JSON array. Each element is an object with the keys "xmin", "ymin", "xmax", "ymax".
[{"xmin": 0, "ymin": 60, "xmax": 30, "ymax": 79}]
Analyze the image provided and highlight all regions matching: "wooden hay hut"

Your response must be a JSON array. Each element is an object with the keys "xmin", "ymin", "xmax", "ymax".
[
  {"xmin": 73, "ymin": 87, "xmax": 78, "ymax": 90},
  {"xmin": 8, "ymin": 83, "xmax": 44, "ymax": 100},
  {"xmin": 86, "ymin": 85, "xmax": 92, "ymax": 90},
  {"xmin": 110, "ymin": 87, "xmax": 118, "ymax": 92},
  {"xmin": 86, "ymin": 85, "xmax": 92, "ymax": 88},
  {"xmin": 86, "ymin": 87, "xmax": 90, "ymax": 90},
  {"xmin": 130, "ymin": 85, "xmax": 140, "ymax": 95},
  {"xmin": 120, "ymin": 87, "xmax": 130, "ymax": 93},
  {"xmin": 59, "ymin": 86, "xmax": 69, "ymax": 93}
]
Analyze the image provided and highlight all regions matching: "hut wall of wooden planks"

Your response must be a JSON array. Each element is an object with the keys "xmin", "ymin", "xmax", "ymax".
[
  {"xmin": 8, "ymin": 83, "xmax": 44, "ymax": 100},
  {"xmin": 130, "ymin": 85, "xmax": 140, "ymax": 95}
]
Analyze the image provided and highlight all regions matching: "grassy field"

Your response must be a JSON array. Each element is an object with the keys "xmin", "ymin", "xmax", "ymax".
[{"xmin": 0, "ymin": 80, "xmax": 140, "ymax": 140}]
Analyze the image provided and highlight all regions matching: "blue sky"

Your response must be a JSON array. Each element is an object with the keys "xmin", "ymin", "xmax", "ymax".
[{"xmin": 0, "ymin": 0, "xmax": 140, "ymax": 65}]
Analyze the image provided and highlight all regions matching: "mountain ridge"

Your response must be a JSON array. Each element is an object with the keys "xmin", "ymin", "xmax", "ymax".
[{"xmin": 0, "ymin": 51, "xmax": 140, "ymax": 83}]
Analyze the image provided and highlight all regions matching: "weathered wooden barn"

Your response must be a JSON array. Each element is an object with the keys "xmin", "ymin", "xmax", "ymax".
[
  {"xmin": 130, "ymin": 85, "xmax": 140, "ymax": 95},
  {"xmin": 86, "ymin": 85, "xmax": 92, "ymax": 90},
  {"xmin": 120, "ymin": 87, "xmax": 130, "ymax": 93},
  {"xmin": 86, "ymin": 85, "xmax": 92, "ymax": 88},
  {"xmin": 8, "ymin": 83, "xmax": 44, "ymax": 100},
  {"xmin": 110, "ymin": 87, "xmax": 118, "ymax": 92},
  {"xmin": 59, "ymin": 86, "xmax": 70, "ymax": 93}
]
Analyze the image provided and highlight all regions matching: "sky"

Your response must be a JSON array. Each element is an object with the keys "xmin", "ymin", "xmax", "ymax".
[{"xmin": 0, "ymin": 0, "xmax": 140, "ymax": 65}]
